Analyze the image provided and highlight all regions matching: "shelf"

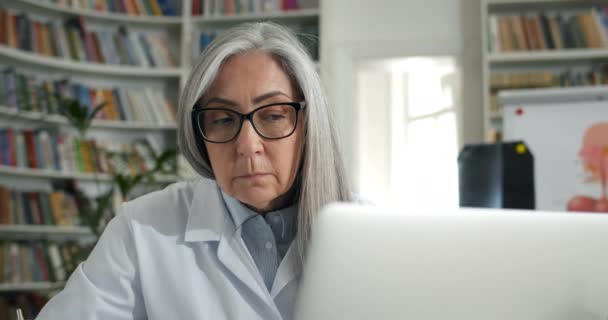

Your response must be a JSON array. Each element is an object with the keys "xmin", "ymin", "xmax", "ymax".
[
  {"xmin": 192, "ymin": 8, "xmax": 320, "ymax": 24},
  {"xmin": 0, "ymin": 281, "xmax": 65, "ymax": 292},
  {"xmin": 16, "ymin": 0, "xmax": 182, "ymax": 25},
  {"xmin": 0, "ymin": 107, "xmax": 177, "ymax": 131},
  {"xmin": 488, "ymin": 48, "xmax": 608, "ymax": 64},
  {"xmin": 0, "ymin": 45, "xmax": 182, "ymax": 78},
  {"xmin": 0, "ymin": 224, "xmax": 92, "ymax": 238},
  {"xmin": 498, "ymin": 85, "xmax": 608, "ymax": 104},
  {"xmin": 0, "ymin": 165, "xmax": 180, "ymax": 183},
  {"xmin": 486, "ymin": 0, "xmax": 606, "ymax": 12}
]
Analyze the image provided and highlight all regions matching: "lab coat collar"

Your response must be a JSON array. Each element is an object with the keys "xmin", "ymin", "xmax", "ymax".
[
  {"xmin": 184, "ymin": 179, "xmax": 225, "ymax": 242},
  {"xmin": 183, "ymin": 179, "xmax": 284, "ymax": 319}
]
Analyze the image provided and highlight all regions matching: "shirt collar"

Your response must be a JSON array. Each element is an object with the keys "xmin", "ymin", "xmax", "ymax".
[{"xmin": 220, "ymin": 191, "xmax": 299, "ymax": 232}]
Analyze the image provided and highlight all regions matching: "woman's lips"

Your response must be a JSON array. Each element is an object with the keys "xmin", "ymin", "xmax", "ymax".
[{"xmin": 237, "ymin": 173, "xmax": 269, "ymax": 179}]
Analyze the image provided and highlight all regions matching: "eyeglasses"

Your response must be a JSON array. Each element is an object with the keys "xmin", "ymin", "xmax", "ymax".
[{"xmin": 192, "ymin": 101, "xmax": 306, "ymax": 143}]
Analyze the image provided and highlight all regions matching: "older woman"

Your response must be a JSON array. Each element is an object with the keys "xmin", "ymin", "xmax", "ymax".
[{"xmin": 36, "ymin": 22, "xmax": 351, "ymax": 320}]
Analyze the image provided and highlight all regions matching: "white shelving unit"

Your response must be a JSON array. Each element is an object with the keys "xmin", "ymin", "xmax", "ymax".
[
  {"xmin": 0, "ymin": 0, "xmax": 321, "ymax": 297},
  {"xmin": 481, "ymin": 0, "xmax": 608, "ymax": 141},
  {"xmin": 488, "ymin": 48, "xmax": 608, "ymax": 63},
  {"xmin": 0, "ymin": 45, "xmax": 182, "ymax": 78},
  {"xmin": 191, "ymin": 7, "xmax": 320, "ymax": 23},
  {"xmin": 0, "ymin": 282, "xmax": 66, "ymax": 293},
  {"xmin": 15, "ymin": 0, "xmax": 183, "ymax": 25},
  {"xmin": 0, "ymin": 225, "xmax": 92, "ymax": 239},
  {"xmin": 0, "ymin": 165, "xmax": 180, "ymax": 183},
  {"xmin": 0, "ymin": 107, "xmax": 177, "ymax": 131}
]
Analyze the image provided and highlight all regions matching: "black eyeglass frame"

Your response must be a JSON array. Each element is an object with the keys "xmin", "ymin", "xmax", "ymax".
[{"xmin": 191, "ymin": 101, "xmax": 306, "ymax": 144}]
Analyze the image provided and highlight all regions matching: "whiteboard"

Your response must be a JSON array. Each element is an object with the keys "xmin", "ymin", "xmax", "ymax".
[{"xmin": 501, "ymin": 87, "xmax": 608, "ymax": 212}]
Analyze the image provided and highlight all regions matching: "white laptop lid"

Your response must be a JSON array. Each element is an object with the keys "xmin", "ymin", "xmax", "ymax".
[{"xmin": 294, "ymin": 204, "xmax": 608, "ymax": 320}]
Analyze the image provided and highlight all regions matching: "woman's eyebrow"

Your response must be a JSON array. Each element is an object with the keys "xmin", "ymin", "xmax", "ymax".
[
  {"xmin": 204, "ymin": 91, "xmax": 291, "ymax": 107},
  {"xmin": 252, "ymin": 91, "xmax": 291, "ymax": 104},
  {"xmin": 204, "ymin": 97, "xmax": 238, "ymax": 106}
]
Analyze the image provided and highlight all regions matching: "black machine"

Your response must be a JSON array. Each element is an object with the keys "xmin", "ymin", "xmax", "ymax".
[{"xmin": 458, "ymin": 141, "xmax": 535, "ymax": 209}]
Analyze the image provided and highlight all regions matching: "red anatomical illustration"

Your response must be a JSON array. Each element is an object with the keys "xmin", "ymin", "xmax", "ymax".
[{"xmin": 567, "ymin": 123, "xmax": 608, "ymax": 213}]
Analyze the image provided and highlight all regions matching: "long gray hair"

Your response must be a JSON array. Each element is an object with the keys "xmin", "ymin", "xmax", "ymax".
[{"xmin": 178, "ymin": 21, "xmax": 351, "ymax": 253}]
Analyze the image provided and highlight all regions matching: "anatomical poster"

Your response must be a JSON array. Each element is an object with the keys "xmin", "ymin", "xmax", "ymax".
[{"xmin": 503, "ymin": 95, "xmax": 608, "ymax": 213}]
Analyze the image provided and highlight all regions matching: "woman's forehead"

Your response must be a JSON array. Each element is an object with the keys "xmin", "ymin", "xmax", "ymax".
[{"xmin": 202, "ymin": 53, "xmax": 298, "ymax": 106}]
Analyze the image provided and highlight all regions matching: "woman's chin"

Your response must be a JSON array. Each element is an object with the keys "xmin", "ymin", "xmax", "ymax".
[{"xmin": 234, "ymin": 191, "xmax": 275, "ymax": 212}]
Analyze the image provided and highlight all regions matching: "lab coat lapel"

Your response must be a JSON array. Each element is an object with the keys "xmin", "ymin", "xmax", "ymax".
[
  {"xmin": 270, "ymin": 242, "xmax": 302, "ymax": 298},
  {"xmin": 184, "ymin": 179, "xmax": 224, "ymax": 242},
  {"xmin": 216, "ymin": 220, "xmax": 275, "ymax": 305},
  {"xmin": 184, "ymin": 179, "xmax": 281, "ymax": 318}
]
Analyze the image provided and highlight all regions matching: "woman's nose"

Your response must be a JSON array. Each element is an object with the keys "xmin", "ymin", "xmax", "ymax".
[{"xmin": 235, "ymin": 120, "xmax": 264, "ymax": 156}]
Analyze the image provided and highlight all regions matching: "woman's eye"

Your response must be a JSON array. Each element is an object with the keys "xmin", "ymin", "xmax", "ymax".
[
  {"xmin": 263, "ymin": 114, "xmax": 286, "ymax": 121},
  {"xmin": 212, "ymin": 117, "xmax": 234, "ymax": 125}
]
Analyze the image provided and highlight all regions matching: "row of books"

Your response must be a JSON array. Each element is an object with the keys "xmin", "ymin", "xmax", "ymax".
[
  {"xmin": 49, "ymin": 0, "xmax": 181, "ymax": 16},
  {"xmin": 490, "ymin": 66, "xmax": 608, "ymax": 89},
  {"xmin": 487, "ymin": 7, "xmax": 608, "ymax": 52},
  {"xmin": 0, "ymin": 128, "xmax": 171, "ymax": 176},
  {"xmin": 488, "ymin": 68, "xmax": 605, "ymax": 115},
  {"xmin": 0, "ymin": 240, "xmax": 83, "ymax": 284},
  {"xmin": 0, "ymin": 186, "xmax": 82, "ymax": 227},
  {"xmin": 0, "ymin": 293, "xmax": 48, "ymax": 320},
  {"xmin": 0, "ymin": 68, "xmax": 177, "ymax": 125},
  {"xmin": 0, "ymin": 11, "xmax": 176, "ymax": 67},
  {"xmin": 191, "ymin": 0, "xmax": 302, "ymax": 16},
  {"xmin": 193, "ymin": 24, "xmax": 319, "ymax": 60}
]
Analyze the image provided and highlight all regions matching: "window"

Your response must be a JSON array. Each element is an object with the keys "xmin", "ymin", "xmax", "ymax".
[{"xmin": 357, "ymin": 57, "xmax": 460, "ymax": 209}]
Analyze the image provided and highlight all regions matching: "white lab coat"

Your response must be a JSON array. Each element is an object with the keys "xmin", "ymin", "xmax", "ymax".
[{"xmin": 36, "ymin": 178, "xmax": 302, "ymax": 320}]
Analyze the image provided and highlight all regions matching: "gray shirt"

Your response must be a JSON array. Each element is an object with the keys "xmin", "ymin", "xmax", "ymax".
[{"xmin": 221, "ymin": 192, "xmax": 298, "ymax": 292}]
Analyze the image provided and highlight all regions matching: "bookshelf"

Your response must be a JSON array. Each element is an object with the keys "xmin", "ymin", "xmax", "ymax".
[
  {"xmin": 481, "ymin": 0, "xmax": 608, "ymax": 141},
  {"xmin": 184, "ymin": 0, "xmax": 320, "ymax": 73},
  {"xmin": 0, "ymin": 0, "xmax": 322, "ymax": 309}
]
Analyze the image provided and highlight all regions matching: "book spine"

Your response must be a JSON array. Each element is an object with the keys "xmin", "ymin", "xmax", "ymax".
[
  {"xmin": 0, "ymin": 129, "xmax": 7, "ymax": 165},
  {"xmin": 34, "ymin": 130, "xmax": 45, "ymax": 169},
  {"xmin": 7, "ymin": 128, "xmax": 16, "ymax": 166},
  {"xmin": 0, "ymin": 186, "xmax": 11, "ymax": 225},
  {"xmin": 0, "ymin": 10, "xmax": 7, "ymax": 45},
  {"xmin": 111, "ymin": 89, "xmax": 128, "ymax": 120},
  {"xmin": 138, "ymin": 33, "xmax": 156, "ymax": 67},
  {"xmin": 23, "ymin": 130, "xmax": 37, "ymax": 169}
]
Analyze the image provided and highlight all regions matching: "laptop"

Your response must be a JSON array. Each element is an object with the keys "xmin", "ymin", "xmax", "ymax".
[{"xmin": 294, "ymin": 204, "xmax": 608, "ymax": 320}]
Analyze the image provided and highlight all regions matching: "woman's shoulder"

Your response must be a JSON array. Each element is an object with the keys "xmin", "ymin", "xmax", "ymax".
[{"xmin": 120, "ymin": 177, "xmax": 218, "ymax": 223}]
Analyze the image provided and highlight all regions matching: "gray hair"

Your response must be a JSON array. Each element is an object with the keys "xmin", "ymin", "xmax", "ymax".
[{"xmin": 177, "ymin": 21, "xmax": 351, "ymax": 253}]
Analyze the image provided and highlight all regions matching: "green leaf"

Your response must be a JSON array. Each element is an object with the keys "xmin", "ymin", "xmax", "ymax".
[
  {"xmin": 93, "ymin": 188, "xmax": 114, "ymax": 234},
  {"xmin": 86, "ymin": 102, "xmax": 108, "ymax": 127},
  {"xmin": 114, "ymin": 173, "xmax": 145, "ymax": 199},
  {"xmin": 153, "ymin": 148, "xmax": 177, "ymax": 172},
  {"xmin": 55, "ymin": 94, "xmax": 107, "ymax": 136}
]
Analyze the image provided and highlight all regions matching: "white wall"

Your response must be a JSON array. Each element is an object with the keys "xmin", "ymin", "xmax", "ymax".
[
  {"xmin": 321, "ymin": 0, "xmax": 483, "ymax": 178},
  {"xmin": 356, "ymin": 63, "xmax": 392, "ymax": 203}
]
